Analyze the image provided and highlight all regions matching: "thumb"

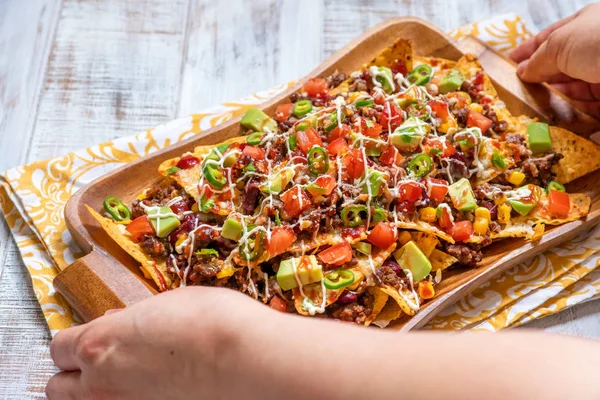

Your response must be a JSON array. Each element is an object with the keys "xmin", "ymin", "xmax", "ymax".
[{"xmin": 517, "ymin": 32, "xmax": 565, "ymax": 83}]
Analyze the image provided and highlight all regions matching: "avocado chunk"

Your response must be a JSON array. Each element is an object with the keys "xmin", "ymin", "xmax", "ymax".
[
  {"xmin": 147, "ymin": 206, "xmax": 181, "ymax": 238},
  {"xmin": 241, "ymin": 108, "xmax": 278, "ymax": 133},
  {"xmin": 390, "ymin": 117, "xmax": 426, "ymax": 152},
  {"xmin": 508, "ymin": 199, "xmax": 535, "ymax": 216},
  {"xmin": 393, "ymin": 241, "xmax": 432, "ymax": 282},
  {"xmin": 221, "ymin": 218, "xmax": 243, "ymax": 241},
  {"xmin": 395, "ymin": 86, "xmax": 425, "ymax": 108},
  {"xmin": 362, "ymin": 169, "xmax": 387, "ymax": 196},
  {"xmin": 276, "ymin": 255, "xmax": 323, "ymax": 291},
  {"xmin": 527, "ymin": 122, "xmax": 552, "ymax": 154},
  {"xmin": 448, "ymin": 178, "xmax": 477, "ymax": 212},
  {"xmin": 375, "ymin": 66, "xmax": 395, "ymax": 94},
  {"xmin": 262, "ymin": 168, "xmax": 295, "ymax": 194},
  {"xmin": 438, "ymin": 69, "xmax": 464, "ymax": 94}
]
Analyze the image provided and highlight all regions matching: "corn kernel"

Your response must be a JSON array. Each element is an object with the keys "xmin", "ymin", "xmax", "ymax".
[
  {"xmin": 398, "ymin": 230, "xmax": 412, "ymax": 245},
  {"xmin": 469, "ymin": 103, "xmax": 483, "ymax": 113},
  {"xmin": 498, "ymin": 203, "xmax": 511, "ymax": 224},
  {"xmin": 494, "ymin": 194, "xmax": 507, "ymax": 205},
  {"xmin": 475, "ymin": 207, "xmax": 491, "ymax": 221},
  {"xmin": 418, "ymin": 281, "xmax": 435, "ymax": 300},
  {"xmin": 508, "ymin": 171, "xmax": 526, "ymax": 186},
  {"xmin": 473, "ymin": 218, "xmax": 489, "ymax": 235},
  {"xmin": 419, "ymin": 207, "xmax": 437, "ymax": 223},
  {"xmin": 191, "ymin": 203, "xmax": 199, "ymax": 213}
]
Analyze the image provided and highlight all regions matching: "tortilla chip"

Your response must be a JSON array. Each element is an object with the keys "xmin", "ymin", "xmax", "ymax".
[
  {"xmin": 395, "ymin": 220, "xmax": 455, "ymax": 244},
  {"xmin": 293, "ymin": 283, "xmax": 344, "ymax": 317},
  {"xmin": 355, "ymin": 243, "xmax": 397, "ymax": 284},
  {"xmin": 372, "ymin": 297, "xmax": 403, "ymax": 328},
  {"xmin": 380, "ymin": 285, "xmax": 418, "ymax": 316},
  {"xmin": 430, "ymin": 249, "xmax": 458, "ymax": 272},
  {"xmin": 524, "ymin": 193, "xmax": 590, "ymax": 225},
  {"xmin": 365, "ymin": 286, "xmax": 390, "ymax": 326},
  {"xmin": 410, "ymin": 232, "xmax": 439, "ymax": 258},
  {"xmin": 288, "ymin": 228, "xmax": 367, "ymax": 255},
  {"xmin": 550, "ymin": 126, "xmax": 600, "ymax": 183},
  {"xmin": 86, "ymin": 205, "xmax": 174, "ymax": 291}
]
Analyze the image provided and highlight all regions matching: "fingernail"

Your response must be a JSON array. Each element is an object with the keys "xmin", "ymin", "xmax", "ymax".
[
  {"xmin": 517, "ymin": 60, "xmax": 528, "ymax": 77},
  {"xmin": 104, "ymin": 308, "xmax": 122, "ymax": 315}
]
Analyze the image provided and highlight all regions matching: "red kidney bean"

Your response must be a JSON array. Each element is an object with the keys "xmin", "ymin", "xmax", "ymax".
[
  {"xmin": 169, "ymin": 200, "xmax": 190, "ymax": 215},
  {"xmin": 383, "ymin": 259, "xmax": 402, "ymax": 276},
  {"xmin": 337, "ymin": 291, "xmax": 358, "ymax": 305},
  {"xmin": 176, "ymin": 155, "xmax": 199, "ymax": 169},
  {"xmin": 482, "ymin": 201, "xmax": 498, "ymax": 220}
]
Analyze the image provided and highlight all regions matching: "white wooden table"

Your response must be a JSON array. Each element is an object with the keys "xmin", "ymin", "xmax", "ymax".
[{"xmin": 1, "ymin": 0, "xmax": 599, "ymax": 398}]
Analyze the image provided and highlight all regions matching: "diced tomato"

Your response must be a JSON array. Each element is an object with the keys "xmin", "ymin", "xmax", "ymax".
[
  {"xmin": 306, "ymin": 175, "xmax": 337, "ymax": 197},
  {"xmin": 275, "ymin": 103, "xmax": 294, "ymax": 122},
  {"xmin": 437, "ymin": 206, "xmax": 454, "ymax": 229},
  {"xmin": 267, "ymin": 226, "xmax": 296, "ymax": 257},
  {"xmin": 428, "ymin": 179, "xmax": 449, "ymax": 203},
  {"xmin": 169, "ymin": 200, "xmax": 190, "ymax": 214},
  {"xmin": 318, "ymin": 242, "xmax": 353, "ymax": 266},
  {"xmin": 449, "ymin": 220, "xmax": 473, "ymax": 242},
  {"xmin": 269, "ymin": 296, "xmax": 287, "ymax": 312},
  {"xmin": 371, "ymin": 89, "xmax": 386, "ymax": 105},
  {"xmin": 446, "ymin": 92, "xmax": 470, "ymax": 108},
  {"xmin": 126, "ymin": 215, "xmax": 155, "ymax": 242},
  {"xmin": 480, "ymin": 96, "xmax": 493, "ymax": 105},
  {"xmin": 329, "ymin": 124, "xmax": 351, "ymax": 142},
  {"xmin": 176, "ymin": 155, "xmax": 199, "ymax": 170},
  {"xmin": 327, "ymin": 137, "xmax": 349, "ymax": 156},
  {"xmin": 466, "ymin": 110, "xmax": 493, "ymax": 133},
  {"xmin": 422, "ymin": 137, "xmax": 456, "ymax": 158},
  {"xmin": 473, "ymin": 72, "xmax": 485, "ymax": 90},
  {"xmin": 398, "ymin": 181, "xmax": 423, "ymax": 203},
  {"xmin": 428, "ymin": 99, "xmax": 449, "ymax": 119},
  {"xmin": 379, "ymin": 102, "xmax": 403, "ymax": 131},
  {"xmin": 548, "ymin": 189, "xmax": 570, "ymax": 218},
  {"xmin": 296, "ymin": 127, "xmax": 322, "ymax": 154},
  {"xmin": 379, "ymin": 145, "xmax": 403, "ymax": 167},
  {"xmin": 303, "ymin": 78, "xmax": 328, "ymax": 99},
  {"xmin": 341, "ymin": 149, "xmax": 365, "ymax": 180},
  {"xmin": 391, "ymin": 59, "xmax": 408, "ymax": 76},
  {"xmin": 242, "ymin": 145, "xmax": 265, "ymax": 160},
  {"xmin": 359, "ymin": 118, "xmax": 383, "ymax": 138},
  {"xmin": 280, "ymin": 185, "xmax": 312, "ymax": 219},
  {"xmin": 367, "ymin": 222, "xmax": 398, "ymax": 249}
]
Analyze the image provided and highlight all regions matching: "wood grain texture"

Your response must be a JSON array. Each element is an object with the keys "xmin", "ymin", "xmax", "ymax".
[{"xmin": 1, "ymin": 0, "xmax": 600, "ymax": 398}]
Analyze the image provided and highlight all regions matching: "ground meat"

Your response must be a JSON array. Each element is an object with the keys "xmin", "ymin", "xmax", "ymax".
[
  {"xmin": 348, "ymin": 78, "xmax": 368, "ymax": 92},
  {"xmin": 482, "ymin": 105, "xmax": 507, "ymax": 134},
  {"xmin": 489, "ymin": 220, "xmax": 501, "ymax": 233},
  {"xmin": 521, "ymin": 152, "xmax": 563, "ymax": 186},
  {"xmin": 326, "ymin": 70, "xmax": 346, "ymax": 88},
  {"xmin": 442, "ymin": 152, "xmax": 470, "ymax": 181},
  {"xmin": 278, "ymin": 119, "xmax": 294, "ymax": 132},
  {"xmin": 445, "ymin": 243, "xmax": 482, "ymax": 267},
  {"xmin": 242, "ymin": 180, "xmax": 262, "ymax": 215},
  {"xmin": 131, "ymin": 181, "xmax": 190, "ymax": 219},
  {"xmin": 505, "ymin": 133, "xmax": 525, "ymax": 144},
  {"xmin": 330, "ymin": 291, "xmax": 374, "ymax": 324},
  {"xmin": 140, "ymin": 234, "xmax": 169, "ymax": 258},
  {"xmin": 190, "ymin": 256, "xmax": 223, "ymax": 283},
  {"xmin": 376, "ymin": 265, "xmax": 403, "ymax": 289},
  {"xmin": 453, "ymin": 106, "xmax": 469, "ymax": 125}
]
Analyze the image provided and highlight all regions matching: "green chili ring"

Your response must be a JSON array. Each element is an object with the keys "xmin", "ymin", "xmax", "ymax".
[
  {"xmin": 546, "ymin": 180, "xmax": 566, "ymax": 194},
  {"xmin": 372, "ymin": 207, "xmax": 387, "ymax": 223},
  {"xmin": 239, "ymin": 230, "xmax": 266, "ymax": 261},
  {"xmin": 355, "ymin": 99, "xmax": 375, "ymax": 108},
  {"xmin": 246, "ymin": 132, "xmax": 265, "ymax": 145},
  {"xmin": 341, "ymin": 205, "xmax": 368, "ymax": 227},
  {"xmin": 407, "ymin": 65, "xmax": 433, "ymax": 86},
  {"xmin": 293, "ymin": 100, "xmax": 313, "ymax": 118},
  {"xmin": 407, "ymin": 154, "xmax": 433, "ymax": 178},
  {"xmin": 288, "ymin": 133, "xmax": 298, "ymax": 150},
  {"xmin": 324, "ymin": 110, "xmax": 345, "ymax": 133},
  {"xmin": 406, "ymin": 103, "xmax": 431, "ymax": 120},
  {"xmin": 307, "ymin": 146, "xmax": 329, "ymax": 175},
  {"xmin": 324, "ymin": 269, "xmax": 355, "ymax": 290},
  {"xmin": 203, "ymin": 164, "xmax": 227, "ymax": 189},
  {"xmin": 103, "ymin": 196, "xmax": 131, "ymax": 221}
]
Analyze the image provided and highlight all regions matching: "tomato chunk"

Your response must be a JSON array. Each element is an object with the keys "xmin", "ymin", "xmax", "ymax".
[
  {"xmin": 267, "ymin": 226, "xmax": 296, "ymax": 257},
  {"xmin": 423, "ymin": 137, "xmax": 456, "ymax": 158},
  {"xmin": 242, "ymin": 145, "xmax": 266, "ymax": 160},
  {"xmin": 467, "ymin": 110, "xmax": 493, "ymax": 133},
  {"xmin": 342, "ymin": 149, "xmax": 365, "ymax": 180},
  {"xmin": 318, "ymin": 242, "xmax": 353, "ymax": 266},
  {"xmin": 379, "ymin": 102, "xmax": 403, "ymax": 131},
  {"xmin": 449, "ymin": 220, "xmax": 473, "ymax": 242},
  {"xmin": 280, "ymin": 185, "xmax": 312, "ymax": 219},
  {"xmin": 379, "ymin": 145, "xmax": 403, "ymax": 167},
  {"xmin": 367, "ymin": 222, "xmax": 398, "ymax": 249},
  {"xmin": 428, "ymin": 99, "xmax": 449, "ymax": 119},
  {"xmin": 306, "ymin": 175, "xmax": 337, "ymax": 197},
  {"xmin": 327, "ymin": 137, "xmax": 349, "ymax": 156},
  {"xmin": 269, "ymin": 296, "xmax": 287, "ymax": 312},
  {"xmin": 303, "ymin": 78, "xmax": 328, "ymax": 99},
  {"xmin": 359, "ymin": 118, "xmax": 383, "ymax": 138},
  {"xmin": 296, "ymin": 127, "xmax": 322, "ymax": 154},
  {"xmin": 399, "ymin": 181, "xmax": 423, "ymax": 203},
  {"xmin": 548, "ymin": 189, "xmax": 570, "ymax": 218},
  {"xmin": 329, "ymin": 124, "xmax": 350, "ymax": 142},
  {"xmin": 275, "ymin": 103, "xmax": 294, "ymax": 122},
  {"xmin": 428, "ymin": 178, "xmax": 449, "ymax": 203},
  {"xmin": 176, "ymin": 155, "xmax": 199, "ymax": 170},
  {"xmin": 126, "ymin": 215, "xmax": 155, "ymax": 242},
  {"xmin": 437, "ymin": 206, "xmax": 454, "ymax": 229}
]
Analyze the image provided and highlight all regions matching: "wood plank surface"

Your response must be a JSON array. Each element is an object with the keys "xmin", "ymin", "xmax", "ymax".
[{"xmin": 1, "ymin": 0, "xmax": 598, "ymax": 398}]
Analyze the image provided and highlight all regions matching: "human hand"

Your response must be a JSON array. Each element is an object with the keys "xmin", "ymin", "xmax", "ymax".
[
  {"xmin": 510, "ymin": 3, "xmax": 600, "ymax": 116},
  {"xmin": 46, "ymin": 287, "xmax": 274, "ymax": 399}
]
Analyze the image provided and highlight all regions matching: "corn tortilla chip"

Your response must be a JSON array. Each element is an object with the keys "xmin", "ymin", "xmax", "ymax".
[
  {"xmin": 550, "ymin": 126, "xmax": 600, "ymax": 184},
  {"xmin": 380, "ymin": 285, "xmax": 418, "ymax": 316},
  {"xmin": 410, "ymin": 231, "xmax": 439, "ymax": 258},
  {"xmin": 372, "ymin": 297, "xmax": 403, "ymax": 328},
  {"xmin": 395, "ymin": 220, "xmax": 455, "ymax": 244},
  {"xmin": 365, "ymin": 286, "xmax": 390, "ymax": 326},
  {"xmin": 430, "ymin": 249, "xmax": 458, "ymax": 272}
]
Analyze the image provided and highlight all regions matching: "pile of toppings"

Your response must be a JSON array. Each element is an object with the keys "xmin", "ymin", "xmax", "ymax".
[{"xmin": 102, "ymin": 58, "xmax": 571, "ymax": 324}]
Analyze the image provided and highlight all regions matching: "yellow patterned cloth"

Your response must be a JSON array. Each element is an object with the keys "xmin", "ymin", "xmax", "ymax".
[{"xmin": 2, "ymin": 14, "xmax": 599, "ymax": 334}]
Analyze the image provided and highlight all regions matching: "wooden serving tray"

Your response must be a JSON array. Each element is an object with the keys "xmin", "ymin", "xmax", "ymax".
[{"xmin": 56, "ymin": 17, "xmax": 600, "ymax": 330}]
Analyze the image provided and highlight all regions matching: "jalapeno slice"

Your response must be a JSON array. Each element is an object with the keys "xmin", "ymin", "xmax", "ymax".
[
  {"xmin": 103, "ymin": 196, "xmax": 131, "ymax": 221},
  {"xmin": 293, "ymin": 100, "xmax": 313, "ymax": 118},
  {"xmin": 166, "ymin": 166, "xmax": 181, "ymax": 176},
  {"xmin": 239, "ymin": 229, "xmax": 266, "ymax": 261},
  {"xmin": 372, "ymin": 207, "xmax": 387, "ymax": 222},
  {"xmin": 203, "ymin": 164, "xmax": 227, "ymax": 189},
  {"xmin": 288, "ymin": 133, "xmax": 298, "ymax": 150},
  {"xmin": 324, "ymin": 269, "xmax": 355, "ymax": 290},
  {"xmin": 407, "ymin": 154, "xmax": 433, "ymax": 177},
  {"xmin": 295, "ymin": 121, "xmax": 310, "ymax": 131},
  {"xmin": 341, "ymin": 205, "xmax": 368, "ymax": 227},
  {"xmin": 407, "ymin": 65, "xmax": 433, "ymax": 86},
  {"xmin": 307, "ymin": 146, "xmax": 329, "ymax": 175},
  {"xmin": 355, "ymin": 99, "xmax": 375, "ymax": 108},
  {"xmin": 546, "ymin": 180, "xmax": 566, "ymax": 194},
  {"xmin": 246, "ymin": 132, "xmax": 265, "ymax": 145},
  {"xmin": 406, "ymin": 103, "xmax": 430, "ymax": 120},
  {"xmin": 324, "ymin": 110, "xmax": 344, "ymax": 133},
  {"xmin": 492, "ymin": 150, "xmax": 506, "ymax": 169}
]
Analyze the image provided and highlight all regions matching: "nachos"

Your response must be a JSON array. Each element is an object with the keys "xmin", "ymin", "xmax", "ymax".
[{"xmin": 90, "ymin": 39, "xmax": 600, "ymax": 326}]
